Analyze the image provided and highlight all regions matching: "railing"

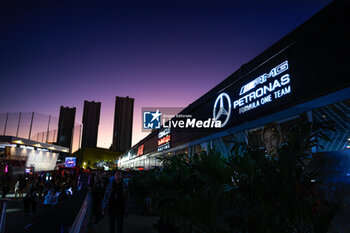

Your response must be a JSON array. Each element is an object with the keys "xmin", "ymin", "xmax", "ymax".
[
  {"xmin": 0, "ymin": 199, "xmax": 9, "ymax": 233},
  {"xmin": 69, "ymin": 192, "xmax": 92, "ymax": 233}
]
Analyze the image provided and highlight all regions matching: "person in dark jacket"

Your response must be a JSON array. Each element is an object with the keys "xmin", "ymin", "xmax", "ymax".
[
  {"xmin": 23, "ymin": 193, "xmax": 30, "ymax": 216},
  {"xmin": 31, "ymin": 192, "xmax": 37, "ymax": 214},
  {"xmin": 101, "ymin": 170, "xmax": 129, "ymax": 233},
  {"xmin": 2, "ymin": 182, "xmax": 9, "ymax": 198},
  {"xmin": 91, "ymin": 173, "xmax": 104, "ymax": 225}
]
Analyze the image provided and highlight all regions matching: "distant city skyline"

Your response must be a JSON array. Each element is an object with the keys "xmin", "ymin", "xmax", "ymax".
[{"xmin": 0, "ymin": 0, "xmax": 331, "ymax": 148}]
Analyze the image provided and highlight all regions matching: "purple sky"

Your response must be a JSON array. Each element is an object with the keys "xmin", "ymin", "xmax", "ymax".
[{"xmin": 0, "ymin": 0, "xmax": 331, "ymax": 148}]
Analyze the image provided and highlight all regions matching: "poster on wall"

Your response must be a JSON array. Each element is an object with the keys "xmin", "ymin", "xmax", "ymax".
[{"xmin": 247, "ymin": 114, "xmax": 308, "ymax": 157}]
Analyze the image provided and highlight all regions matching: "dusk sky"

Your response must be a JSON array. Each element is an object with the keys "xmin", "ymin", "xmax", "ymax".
[{"xmin": 0, "ymin": 0, "xmax": 331, "ymax": 148}]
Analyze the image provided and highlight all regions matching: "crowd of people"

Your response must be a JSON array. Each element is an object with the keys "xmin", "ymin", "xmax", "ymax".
[
  {"xmin": 1, "ymin": 169, "xmax": 132, "ymax": 233},
  {"xmin": 1, "ymin": 171, "xmax": 80, "ymax": 216}
]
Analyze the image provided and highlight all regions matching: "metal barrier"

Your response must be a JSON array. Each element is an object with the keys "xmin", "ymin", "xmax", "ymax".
[
  {"xmin": 69, "ymin": 192, "xmax": 92, "ymax": 233},
  {"xmin": 0, "ymin": 199, "xmax": 9, "ymax": 233}
]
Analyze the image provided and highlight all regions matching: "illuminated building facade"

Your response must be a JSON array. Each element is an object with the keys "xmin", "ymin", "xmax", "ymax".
[
  {"xmin": 118, "ymin": 1, "xmax": 350, "ymax": 170},
  {"xmin": 0, "ymin": 136, "xmax": 69, "ymax": 174}
]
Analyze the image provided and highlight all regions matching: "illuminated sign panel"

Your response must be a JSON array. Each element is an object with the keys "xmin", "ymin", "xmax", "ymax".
[
  {"xmin": 213, "ymin": 93, "xmax": 231, "ymax": 127},
  {"xmin": 137, "ymin": 144, "xmax": 144, "ymax": 156},
  {"xmin": 158, "ymin": 135, "xmax": 171, "ymax": 146},
  {"xmin": 234, "ymin": 61, "xmax": 291, "ymax": 114},
  {"xmin": 65, "ymin": 157, "xmax": 76, "ymax": 168},
  {"xmin": 239, "ymin": 61, "xmax": 289, "ymax": 96},
  {"xmin": 212, "ymin": 56, "xmax": 293, "ymax": 128},
  {"xmin": 158, "ymin": 128, "xmax": 171, "ymax": 152}
]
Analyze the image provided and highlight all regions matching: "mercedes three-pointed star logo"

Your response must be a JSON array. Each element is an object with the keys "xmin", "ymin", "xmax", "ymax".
[{"xmin": 213, "ymin": 93, "xmax": 231, "ymax": 127}]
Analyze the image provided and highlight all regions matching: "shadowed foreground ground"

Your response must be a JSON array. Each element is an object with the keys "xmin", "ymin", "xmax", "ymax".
[{"xmin": 89, "ymin": 214, "xmax": 159, "ymax": 233}]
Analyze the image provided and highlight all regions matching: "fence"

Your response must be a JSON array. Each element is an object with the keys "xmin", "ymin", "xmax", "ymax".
[{"xmin": 0, "ymin": 112, "xmax": 81, "ymax": 153}]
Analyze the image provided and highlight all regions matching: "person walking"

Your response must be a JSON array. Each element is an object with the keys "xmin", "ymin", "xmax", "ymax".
[
  {"xmin": 2, "ymin": 182, "xmax": 9, "ymax": 198},
  {"xmin": 23, "ymin": 193, "xmax": 30, "ymax": 216},
  {"xmin": 43, "ymin": 190, "xmax": 53, "ymax": 208},
  {"xmin": 14, "ymin": 180, "xmax": 20, "ymax": 199},
  {"xmin": 91, "ymin": 173, "xmax": 104, "ymax": 225},
  {"xmin": 101, "ymin": 170, "xmax": 129, "ymax": 233},
  {"xmin": 38, "ymin": 181, "xmax": 44, "ymax": 199},
  {"xmin": 31, "ymin": 192, "xmax": 37, "ymax": 214},
  {"xmin": 19, "ymin": 176, "xmax": 27, "ymax": 199}
]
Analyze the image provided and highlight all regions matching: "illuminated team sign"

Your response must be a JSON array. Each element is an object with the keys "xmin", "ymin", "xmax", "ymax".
[
  {"xmin": 213, "ymin": 59, "xmax": 292, "ymax": 127},
  {"xmin": 235, "ymin": 61, "xmax": 291, "ymax": 114},
  {"xmin": 65, "ymin": 157, "xmax": 76, "ymax": 168},
  {"xmin": 158, "ymin": 128, "xmax": 171, "ymax": 152},
  {"xmin": 158, "ymin": 135, "xmax": 170, "ymax": 146},
  {"xmin": 137, "ymin": 144, "xmax": 144, "ymax": 156}
]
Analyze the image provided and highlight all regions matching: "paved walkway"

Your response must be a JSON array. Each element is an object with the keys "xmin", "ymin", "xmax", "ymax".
[
  {"xmin": 4, "ymin": 192, "xmax": 158, "ymax": 233},
  {"xmin": 3, "ymin": 191, "xmax": 86, "ymax": 233},
  {"xmin": 3, "ymin": 197, "xmax": 46, "ymax": 233},
  {"xmin": 89, "ymin": 214, "xmax": 159, "ymax": 233}
]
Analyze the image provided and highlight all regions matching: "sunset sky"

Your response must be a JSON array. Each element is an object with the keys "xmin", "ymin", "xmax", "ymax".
[{"xmin": 0, "ymin": 0, "xmax": 331, "ymax": 148}]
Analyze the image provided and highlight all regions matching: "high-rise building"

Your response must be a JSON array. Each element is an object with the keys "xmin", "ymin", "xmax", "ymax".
[
  {"xmin": 81, "ymin": 100, "xmax": 101, "ymax": 148},
  {"xmin": 111, "ymin": 96, "xmax": 134, "ymax": 152},
  {"xmin": 57, "ymin": 106, "xmax": 76, "ymax": 152}
]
